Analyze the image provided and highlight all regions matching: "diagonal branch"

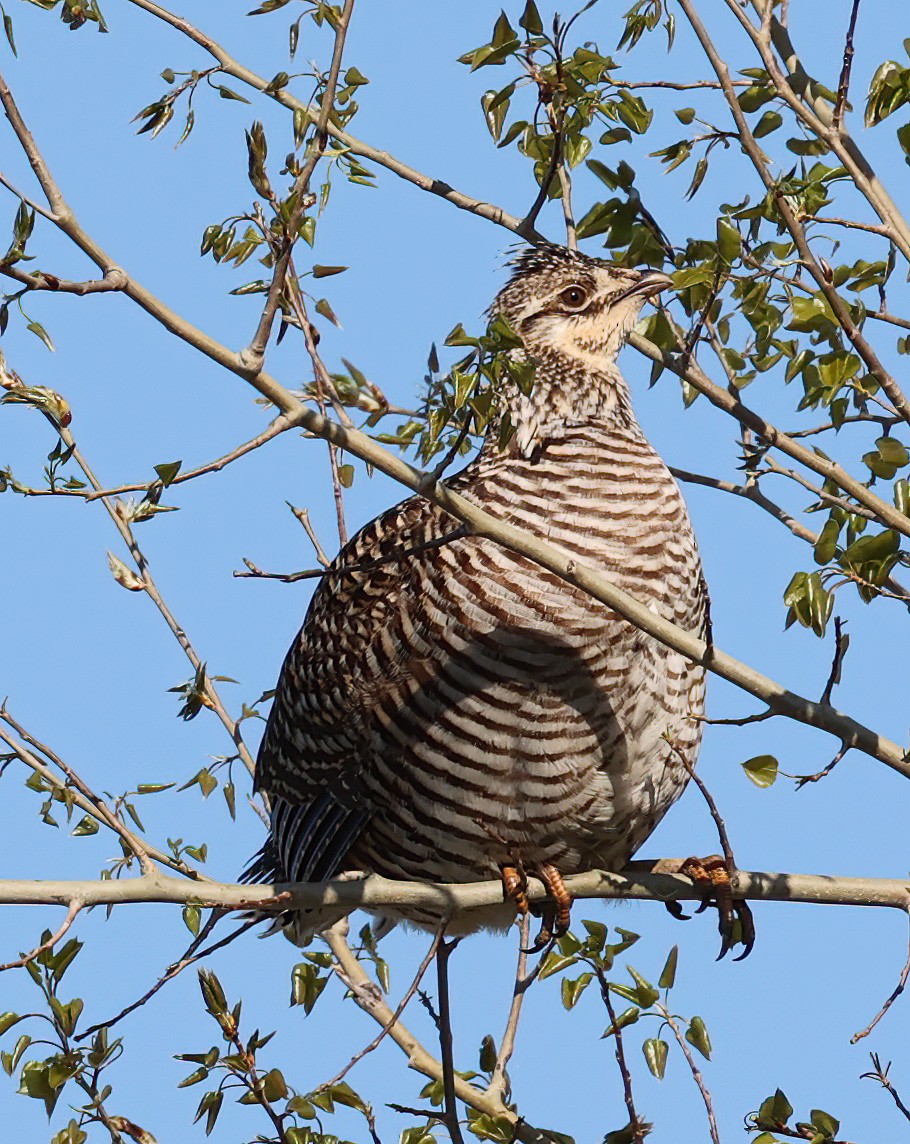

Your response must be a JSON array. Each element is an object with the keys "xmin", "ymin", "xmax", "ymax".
[
  {"xmin": 323, "ymin": 924, "xmax": 558, "ymax": 1144},
  {"xmin": 735, "ymin": 0, "xmax": 910, "ymax": 263},
  {"xmin": 677, "ymin": 0, "xmax": 910, "ymax": 426},
  {"xmin": 124, "ymin": 0, "xmax": 534, "ymax": 239}
]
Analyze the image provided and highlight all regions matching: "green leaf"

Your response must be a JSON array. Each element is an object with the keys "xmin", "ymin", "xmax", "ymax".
[
  {"xmin": 756, "ymin": 1089, "xmax": 794, "ymax": 1129},
  {"xmin": 685, "ymin": 1016, "xmax": 712, "ymax": 1059},
  {"xmin": 809, "ymin": 1109, "xmax": 840, "ymax": 1137},
  {"xmin": 742, "ymin": 754, "xmax": 778, "ymax": 788},
  {"xmin": 315, "ymin": 298, "xmax": 342, "ymax": 327},
  {"xmin": 601, "ymin": 1007, "xmax": 639, "ymax": 1038},
  {"xmin": 561, "ymin": 973, "xmax": 593, "ymax": 1010},
  {"xmin": 3, "ymin": 13, "xmax": 16, "ymax": 57},
  {"xmin": 154, "ymin": 461, "xmax": 182, "ymax": 486},
  {"xmin": 26, "ymin": 320, "xmax": 55, "ymax": 352},
  {"xmin": 753, "ymin": 109, "xmax": 783, "ymax": 137},
  {"xmin": 658, "ymin": 945, "xmax": 678, "ymax": 990},
  {"xmin": 71, "ymin": 815, "xmax": 99, "ymax": 836},
  {"xmin": 311, "ymin": 264, "xmax": 348, "ymax": 278},
  {"xmin": 290, "ymin": 962, "xmax": 328, "ymax": 1014},
  {"xmin": 518, "ymin": 0, "xmax": 543, "ymax": 34},
  {"xmin": 0, "ymin": 1013, "xmax": 21, "ymax": 1037},
  {"xmin": 217, "ymin": 85, "xmax": 251, "ymax": 103},
  {"xmin": 642, "ymin": 1037, "xmax": 668, "ymax": 1080},
  {"xmin": 183, "ymin": 904, "xmax": 201, "ymax": 936},
  {"xmin": 716, "ymin": 218, "xmax": 741, "ymax": 263},
  {"xmin": 625, "ymin": 966, "xmax": 659, "ymax": 1007}
]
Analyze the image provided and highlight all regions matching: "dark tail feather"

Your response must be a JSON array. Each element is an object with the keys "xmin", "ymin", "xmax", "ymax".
[{"xmin": 242, "ymin": 793, "xmax": 372, "ymax": 942}]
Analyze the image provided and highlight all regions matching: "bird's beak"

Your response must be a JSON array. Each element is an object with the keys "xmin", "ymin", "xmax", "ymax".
[{"xmin": 616, "ymin": 270, "xmax": 674, "ymax": 303}]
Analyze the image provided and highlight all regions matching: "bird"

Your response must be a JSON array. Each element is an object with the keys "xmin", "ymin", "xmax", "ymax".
[{"xmin": 251, "ymin": 243, "xmax": 708, "ymax": 947}]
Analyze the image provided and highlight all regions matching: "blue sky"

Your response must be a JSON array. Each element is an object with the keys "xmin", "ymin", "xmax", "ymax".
[{"xmin": 2, "ymin": 1, "xmax": 910, "ymax": 1141}]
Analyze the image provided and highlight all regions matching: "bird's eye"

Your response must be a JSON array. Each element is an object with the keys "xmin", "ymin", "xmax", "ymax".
[{"xmin": 559, "ymin": 284, "xmax": 588, "ymax": 310}]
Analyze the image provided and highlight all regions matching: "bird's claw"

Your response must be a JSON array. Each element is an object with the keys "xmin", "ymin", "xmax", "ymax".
[
  {"xmin": 679, "ymin": 854, "xmax": 755, "ymax": 961},
  {"xmin": 500, "ymin": 861, "xmax": 573, "ymax": 954}
]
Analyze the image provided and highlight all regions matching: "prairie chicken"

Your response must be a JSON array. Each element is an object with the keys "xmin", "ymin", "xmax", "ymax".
[{"xmin": 253, "ymin": 244, "xmax": 707, "ymax": 943}]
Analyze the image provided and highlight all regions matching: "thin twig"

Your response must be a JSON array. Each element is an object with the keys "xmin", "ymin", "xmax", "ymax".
[
  {"xmin": 0, "ymin": 170, "xmax": 56, "ymax": 220},
  {"xmin": 322, "ymin": 928, "xmax": 444, "ymax": 1090},
  {"xmin": 665, "ymin": 742, "xmax": 734, "ymax": 871},
  {"xmin": 76, "ymin": 912, "xmax": 258, "ymax": 1041},
  {"xmin": 486, "ymin": 914, "xmax": 531, "ymax": 1101},
  {"xmin": 596, "ymin": 964, "xmax": 647, "ymax": 1144},
  {"xmin": 436, "ymin": 936, "xmax": 466, "ymax": 1144},
  {"xmin": 236, "ymin": 527, "xmax": 469, "ymax": 583},
  {"xmin": 242, "ymin": 0, "xmax": 356, "ymax": 368},
  {"xmin": 834, "ymin": 0, "xmax": 862, "ymax": 130},
  {"xmin": 657, "ymin": 1003, "xmax": 720, "ymax": 1144},
  {"xmin": 820, "ymin": 617, "xmax": 849, "ymax": 706},
  {"xmin": 852, "ymin": 905, "xmax": 910, "ymax": 1043},
  {"xmin": 288, "ymin": 503, "xmax": 332, "ymax": 568},
  {"xmin": 1, "ymin": 264, "xmax": 127, "ymax": 294},
  {"xmin": 0, "ymin": 712, "xmax": 162, "ymax": 877},
  {"xmin": 0, "ymin": 900, "xmax": 82, "ymax": 973},
  {"xmin": 862, "ymin": 1053, "xmax": 910, "ymax": 1125},
  {"xmin": 321, "ymin": 923, "xmax": 559, "ymax": 1144},
  {"xmin": 59, "ymin": 428, "xmax": 257, "ymax": 780}
]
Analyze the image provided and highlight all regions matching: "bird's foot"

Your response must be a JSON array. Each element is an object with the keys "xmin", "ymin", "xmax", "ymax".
[
  {"xmin": 525, "ymin": 864, "xmax": 573, "ymax": 954},
  {"xmin": 499, "ymin": 862, "xmax": 530, "ymax": 916},
  {"xmin": 500, "ymin": 861, "xmax": 574, "ymax": 954},
  {"xmin": 677, "ymin": 854, "xmax": 755, "ymax": 961}
]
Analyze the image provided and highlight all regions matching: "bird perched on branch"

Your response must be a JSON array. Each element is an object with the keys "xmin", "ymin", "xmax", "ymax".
[{"xmin": 252, "ymin": 244, "xmax": 708, "ymax": 949}]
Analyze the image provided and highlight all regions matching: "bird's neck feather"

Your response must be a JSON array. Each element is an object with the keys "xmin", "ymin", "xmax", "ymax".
[{"xmin": 502, "ymin": 345, "xmax": 637, "ymax": 458}]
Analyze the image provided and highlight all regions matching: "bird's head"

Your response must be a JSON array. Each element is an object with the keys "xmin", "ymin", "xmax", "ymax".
[{"xmin": 493, "ymin": 244, "xmax": 672, "ymax": 369}]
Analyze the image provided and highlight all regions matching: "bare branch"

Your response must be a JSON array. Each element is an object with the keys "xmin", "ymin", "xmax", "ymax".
[
  {"xmin": 323, "ymin": 922, "xmax": 558, "ymax": 1144},
  {"xmin": 123, "ymin": 0, "xmax": 535, "ymax": 240},
  {"xmin": 288, "ymin": 503, "xmax": 332, "ymax": 568},
  {"xmin": 486, "ymin": 914, "xmax": 530, "ymax": 1102},
  {"xmin": 0, "ymin": 170, "xmax": 56, "ymax": 220},
  {"xmin": 597, "ymin": 963, "xmax": 648, "ymax": 1143},
  {"xmin": 656, "ymin": 1002, "xmax": 721, "ymax": 1144},
  {"xmin": 0, "ymin": 865, "xmax": 906, "ymax": 912},
  {"xmin": 1, "ymin": 264, "xmax": 127, "ymax": 295},
  {"xmin": 0, "ymin": 70, "xmax": 67, "ymax": 216},
  {"xmin": 852, "ymin": 905, "xmax": 910, "ymax": 1043},
  {"xmin": 0, "ymin": 900, "xmax": 82, "ymax": 974},
  {"xmin": 863, "ymin": 1053, "xmax": 910, "ymax": 1125},
  {"xmin": 321, "ymin": 928, "xmax": 443, "ymax": 1090},
  {"xmin": 436, "ymin": 937, "xmax": 466, "ymax": 1144}
]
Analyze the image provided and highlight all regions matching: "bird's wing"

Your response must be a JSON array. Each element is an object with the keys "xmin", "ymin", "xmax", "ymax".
[{"xmin": 254, "ymin": 492, "xmax": 464, "ymax": 880}]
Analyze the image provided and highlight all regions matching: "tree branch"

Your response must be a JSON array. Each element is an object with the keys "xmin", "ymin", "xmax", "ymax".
[
  {"xmin": 736, "ymin": 0, "xmax": 910, "ymax": 263},
  {"xmin": 323, "ymin": 923, "xmax": 558, "ymax": 1144},
  {"xmin": 123, "ymin": 0, "xmax": 534, "ymax": 239},
  {"xmin": 0, "ymin": 865, "xmax": 906, "ymax": 912},
  {"xmin": 678, "ymin": 0, "xmax": 910, "ymax": 426}
]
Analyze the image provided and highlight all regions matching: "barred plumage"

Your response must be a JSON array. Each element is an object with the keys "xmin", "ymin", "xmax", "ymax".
[{"xmin": 253, "ymin": 244, "xmax": 706, "ymax": 939}]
